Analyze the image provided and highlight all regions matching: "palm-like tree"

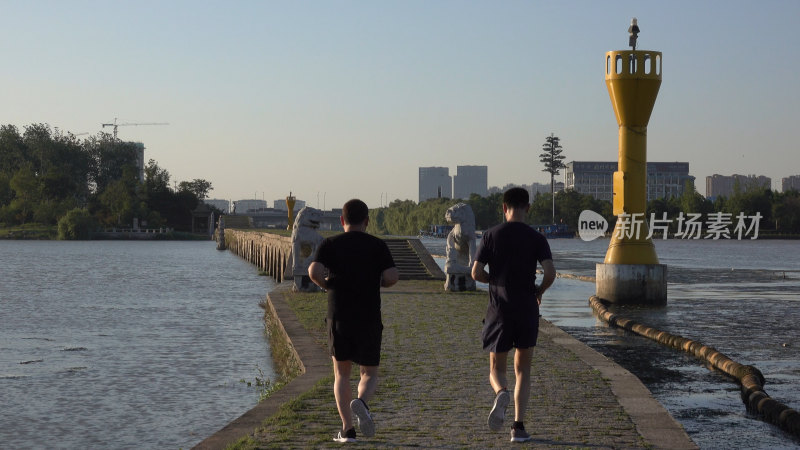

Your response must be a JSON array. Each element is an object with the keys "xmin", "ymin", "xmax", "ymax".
[{"xmin": 539, "ymin": 133, "xmax": 566, "ymax": 224}]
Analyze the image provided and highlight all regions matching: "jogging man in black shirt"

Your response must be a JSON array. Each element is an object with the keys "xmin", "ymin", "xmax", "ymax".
[
  {"xmin": 471, "ymin": 187, "xmax": 556, "ymax": 443},
  {"xmin": 309, "ymin": 199, "xmax": 399, "ymax": 443}
]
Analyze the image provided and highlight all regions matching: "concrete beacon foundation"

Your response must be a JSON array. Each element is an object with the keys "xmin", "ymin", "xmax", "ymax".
[{"xmin": 596, "ymin": 263, "xmax": 667, "ymax": 305}]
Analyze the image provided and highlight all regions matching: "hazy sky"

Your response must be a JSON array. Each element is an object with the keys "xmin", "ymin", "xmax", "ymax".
[{"xmin": 2, "ymin": 1, "xmax": 798, "ymax": 209}]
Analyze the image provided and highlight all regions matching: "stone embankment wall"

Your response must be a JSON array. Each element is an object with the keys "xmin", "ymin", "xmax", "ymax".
[
  {"xmin": 589, "ymin": 295, "xmax": 800, "ymax": 438},
  {"xmin": 224, "ymin": 230, "xmax": 291, "ymax": 282}
]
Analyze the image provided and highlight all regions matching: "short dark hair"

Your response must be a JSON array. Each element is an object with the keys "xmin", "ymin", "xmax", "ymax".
[
  {"xmin": 503, "ymin": 187, "xmax": 529, "ymax": 209},
  {"xmin": 342, "ymin": 199, "xmax": 369, "ymax": 225}
]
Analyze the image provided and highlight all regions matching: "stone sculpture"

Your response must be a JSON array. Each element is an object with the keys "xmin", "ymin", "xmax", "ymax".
[
  {"xmin": 290, "ymin": 206, "xmax": 324, "ymax": 292},
  {"xmin": 444, "ymin": 202, "xmax": 477, "ymax": 291}
]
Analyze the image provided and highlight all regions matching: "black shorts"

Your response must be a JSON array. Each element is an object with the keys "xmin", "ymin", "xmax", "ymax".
[
  {"xmin": 481, "ymin": 310, "xmax": 539, "ymax": 353},
  {"xmin": 327, "ymin": 319, "xmax": 383, "ymax": 366}
]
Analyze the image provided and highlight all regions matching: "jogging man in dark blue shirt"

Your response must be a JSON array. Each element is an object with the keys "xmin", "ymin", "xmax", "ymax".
[
  {"xmin": 309, "ymin": 199, "xmax": 399, "ymax": 443},
  {"xmin": 472, "ymin": 187, "xmax": 556, "ymax": 443}
]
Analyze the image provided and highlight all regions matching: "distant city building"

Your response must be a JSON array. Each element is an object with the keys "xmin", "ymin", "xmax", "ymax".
[
  {"xmin": 233, "ymin": 199, "xmax": 268, "ymax": 213},
  {"xmin": 453, "ymin": 165, "xmax": 488, "ymax": 200},
  {"xmin": 782, "ymin": 175, "xmax": 800, "ymax": 192},
  {"xmin": 204, "ymin": 199, "xmax": 231, "ymax": 213},
  {"xmin": 273, "ymin": 199, "xmax": 306, "ymax": 211},
  {"xmin": 705, "ymin": 174, "xmax": 771, "ymax": 199},
  {"xmin": 419, "ymin": 167, "xmax": 452, "ymax": 202},
  {"xmin": 133, "ymin": 142, "xmax": 145, "ymax": 182},
  {"xmin": 565, "ymin": 161, "xmax": 693, "ymax": 202}
]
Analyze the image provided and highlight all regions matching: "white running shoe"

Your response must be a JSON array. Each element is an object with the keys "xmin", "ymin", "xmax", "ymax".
[
  {"xmin": 488, "ymin": 389, "xmax": 510, "ymax": 431},
  {"xmin": 333, "ymin": 428, "xmax": 356, "ymax": 443},
  {"xmin": 350, "ymin": 398, "xmax": 375, "ymax": 437}
]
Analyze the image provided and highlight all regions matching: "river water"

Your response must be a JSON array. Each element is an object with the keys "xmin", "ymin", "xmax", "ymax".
[
  {"xmin": 423, "ymin": 237, "xmax": 800, "ymax": 449},
  {"xmin": 0, "ymin": 241, "xmax": 276, "ymax": 449}
]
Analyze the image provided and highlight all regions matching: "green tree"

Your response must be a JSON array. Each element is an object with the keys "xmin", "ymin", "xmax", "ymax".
[
  {"xmin": 679, "ymin": 181, "xmax": 713, "ymax": 217},
  {"xmin": 85, "ymin": 133, "xmax": 139, "ymax": 193},
  {"xmin": 539, "ymin": 133, "xmax": 566, "ymax": 223},
  {"xmin": 143, "ymin": 159, "xmax": 171, "ymax": 195},
  {"xmin": 99, "ymin": 179, "xmax": 135, "ymax": 226},
  {"xmin": 9, "ymin": 164, "xmax": 39, "ymax": 224},
  {"xmin": 528, "ymin": 192, "xmax": 553, "ymax": 224},
  {"xmin": 57, "ymin": 208, "xmax": 96, "ymax": 240},
  {"xmin": 178, "ymin": 179, "xmax": 213, "ymax": 200},
  {"xmin": 466, "ymin": 193, "xmax": 503, "ymax": 230},
  {"xmin": 772, "ymin": 190, "xmax": 800, "ymax": 233},
  {"xmin": 0, "ymin": 172, "xmax": 11, "ymax": 207},
  {"xmin": 0, "ymin": 125, "xmax": 27, "ymax": 176},
  {"xmin": 725, "ymin": 187, "xmax": 773, "ymax": 228}
]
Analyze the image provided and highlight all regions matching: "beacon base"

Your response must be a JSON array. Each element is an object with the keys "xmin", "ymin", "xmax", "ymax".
[{"xmin": 596, "ymin": 263, "xmax": 667, "ymax": 305}]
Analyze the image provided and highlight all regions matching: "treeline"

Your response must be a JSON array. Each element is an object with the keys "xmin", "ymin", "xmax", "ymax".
[
  {"xmin": 367, "ymin": 191, "xmax": 612, "ymax": 236},
  {"xmin": 0, "ymin": 123, "xmax": 213, "ymax": 238},
  {"xmin": 367, "ymin": 183, "xmax": 800, "ymax": 236},
  {"xmin": 646, "ymin": 183, "xmax": 800, "ymax": 234}
]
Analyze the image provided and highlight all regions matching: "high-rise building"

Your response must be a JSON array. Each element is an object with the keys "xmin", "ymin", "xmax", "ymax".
[
  {"xmin": 705, "ymin": 174, "xmax": 771, "ymax": 199},
  {"xmin": 647, "ymin": 162, "xmax": 694, "ymax": 200},
  {"xmin": 133, "ymin": 142, "xmax": 145, "ymax": 182},
  {"xmin": 782, "ymin": 175, "xmax": 800, "ymax": 192},
  {"xmin": 565, "ymin": 161, "xmax": 693, "ymax": 202},
  {"xmin": 418, "ymin": 167, "xmax": 452, "ymax": 202},
  {"xmin": 453, "ymin": 165, "xmax": 488, "ymax": 200}
]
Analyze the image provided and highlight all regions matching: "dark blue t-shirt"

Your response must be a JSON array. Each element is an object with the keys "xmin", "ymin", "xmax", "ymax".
[
  {"xmin": 314, "ymin": 231, "xmax": 395, "ymax": 323},
  {"xmin": 474, "ymin": 221, "xmax": 552, "ymax": 316}
]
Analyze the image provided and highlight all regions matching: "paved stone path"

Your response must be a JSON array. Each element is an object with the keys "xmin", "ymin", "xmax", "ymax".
[{"xmin": 200, "ymin": 281, "xmax": 696, "ymax": 449}]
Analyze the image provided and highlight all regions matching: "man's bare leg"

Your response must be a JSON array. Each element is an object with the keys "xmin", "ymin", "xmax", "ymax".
[
  {"xmin": 489, "ymin": 351, "xmax": 508, "ymax": 393},
  {"xmin": 349, "ymin": 364, "xmax": 379, "ymax": 437},
  {"xmin": 488, "ymin": 351, "xmax": 511, "ymax": 431},
  {"xmin": 513, "ymin": 347, "xmax": 534, "ymax": 422},
  {"xmin": 357, "ymin": 365, "xmax": 379, "ymax": 403},
  {"xmin": 332, "ymin": 357, "xmax": 354, "ymax": 431}
]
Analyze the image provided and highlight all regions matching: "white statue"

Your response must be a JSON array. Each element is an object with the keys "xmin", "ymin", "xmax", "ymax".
[
  {"xmin": 444, "ymin": 202, "xmax": 477, "ymax": 291},
  {"xmin": 291, "ymin": 206, "xmax": 324, "ymax": 292}
]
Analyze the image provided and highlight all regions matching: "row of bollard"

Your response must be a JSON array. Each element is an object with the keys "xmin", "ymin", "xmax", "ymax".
[
  {"xmin": 589, "ymin": 296, "xmax": 800, "ymax": 438},
  {"xmin": 224, "ymin": 230, "xmax": 292, "ymax": 283}
]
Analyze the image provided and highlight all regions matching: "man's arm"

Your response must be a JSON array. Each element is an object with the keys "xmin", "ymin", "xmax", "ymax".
[
  {"xmin": 308, "ymin": 261, "xmax": 328, "ymax": 290},
  {"xmin": 536, "ymin": 259, "xmax": 556, "ymax": 304},
  {"xmin": 381, "ymin": 267, "xmax": 400, "ymax": 288},
  {"xmin": 471, "ymin": 261, "xmax": 489, "ymax": 283}
]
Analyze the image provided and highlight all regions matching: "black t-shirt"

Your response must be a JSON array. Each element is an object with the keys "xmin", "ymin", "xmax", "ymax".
[
  {"xmin": 314, "ymin": 231, "xmax": 395, "ymax": 323},
  {"xmin": 474, "ymin": 221, "xmax": 552, "ymax": 316}
]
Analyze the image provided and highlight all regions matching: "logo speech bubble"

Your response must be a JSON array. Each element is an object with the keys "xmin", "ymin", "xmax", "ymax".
[{"xmin": 578, "ymin": 210, "xmax": 608, "ymax": 242}]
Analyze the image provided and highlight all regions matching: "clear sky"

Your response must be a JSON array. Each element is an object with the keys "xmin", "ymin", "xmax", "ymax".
[{"xmin": 2, "ymin": 1, "xmax": 798, "ymax": 209}]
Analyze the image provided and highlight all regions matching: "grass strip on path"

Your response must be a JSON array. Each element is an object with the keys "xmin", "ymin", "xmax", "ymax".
[{"xmin": 235, "ymin": 280, "xmax": 646, "ymax": 449}]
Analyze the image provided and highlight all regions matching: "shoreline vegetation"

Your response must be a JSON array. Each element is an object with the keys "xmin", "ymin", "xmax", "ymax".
[
  {"xmin": 1, "ymin": 123, "xmax": 216, "ymax": 240},
  {"xmin": 0, "ymin": 224, "xmax": 211, "ymax": 240}
]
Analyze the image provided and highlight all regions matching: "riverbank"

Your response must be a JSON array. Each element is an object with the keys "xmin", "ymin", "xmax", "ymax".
[
  {"xmin": 197, "ymin": 280, "xmax": 695, "ymax": 449},
  {"xmin": 0, "ymin": 225, "xmax": 211, "ymax": 240}
]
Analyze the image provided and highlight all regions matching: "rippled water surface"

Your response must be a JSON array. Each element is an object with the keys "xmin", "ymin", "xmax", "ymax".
[
  {"xmin": 422, "ymin": 236, "xmax": 800, "ymax": 449},
  {"xmin": 0, "ymin": 241, "xmax": 275, "ymax": 449}
]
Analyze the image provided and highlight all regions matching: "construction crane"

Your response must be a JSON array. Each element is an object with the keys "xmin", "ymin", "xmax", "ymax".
[{"xmin": 101, "ymin": 118, "xmax": 169, "ymax": 139}]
